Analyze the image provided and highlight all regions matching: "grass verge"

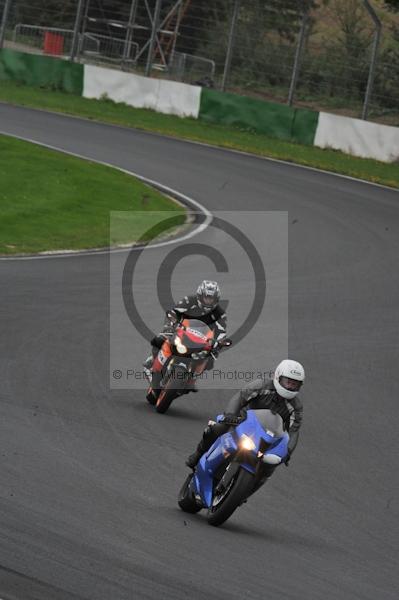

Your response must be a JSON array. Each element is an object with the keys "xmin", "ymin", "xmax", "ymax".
[
  {"xmin": 0, "ymin": 81, "xmax": 398, "ymax": 189},
  {"xmin": 0, "ymin": 134, "xmax": 185, "ymax": 255}
]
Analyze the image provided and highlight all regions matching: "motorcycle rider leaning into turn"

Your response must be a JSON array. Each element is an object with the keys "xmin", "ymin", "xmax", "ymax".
[
  {"xmin": 143, "ymin": 280, "xmax": 227, "ymax": 392},
  {"xmin": 186, "ymin": 359, "xmax": 305, "ymax": 481}
]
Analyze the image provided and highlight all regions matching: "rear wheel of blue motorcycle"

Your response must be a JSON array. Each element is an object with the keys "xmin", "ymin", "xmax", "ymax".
[
  {"xmin": 178, "ymin": 474, "xmax": 202, "ymax": 513},
  {"xmin": 207, "ymin": 468, "xmax": 254, "ymax": 527},
  {"xmin": 155, "ymin": 366, "xmax": 187, "ymax": 414}
]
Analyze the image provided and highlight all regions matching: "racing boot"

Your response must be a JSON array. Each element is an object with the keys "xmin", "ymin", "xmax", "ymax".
[
  {"xmin": 143, "ymin": 356, "xmax": 153, "ymax": 380},
  {"xmin": 185, "ymin": 449, "xmax": 202, "ymax": 469},
  {"xmin": 185, "ymin": 435, "xmax": 208, "ymax": 468},
  {"xmin": 185, "ymin": 421, "xmax": 220, "ymax": 469}
]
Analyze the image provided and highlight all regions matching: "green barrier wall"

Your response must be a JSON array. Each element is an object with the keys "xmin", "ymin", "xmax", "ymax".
[
  {"xmin": 200, "ymin": 88, "xmax": 319, "ymax": 145},
  {"xmin": 0, "ymin": 49, "xmax": 83, "ymax": 95},
  {"xmin": 291, "ymin": 107, "xmax": 320, "ymax": 146}
]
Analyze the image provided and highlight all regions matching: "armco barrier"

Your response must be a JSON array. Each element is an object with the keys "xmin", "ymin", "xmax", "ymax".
[
  {"xmin": 83, "ymin": 64, "xmax": 201, "ymax": 119},
  {"xmin": 83, "ymin": 65, "xmax": 159, "ymax": 109},
  {"xmin": 291, "ymin": 108, "xmax": 320, "ymax": 147},
  {"xmin": 1, "ymin": 49, "xmax": 398, "ymax": 163},
  {"xmin": 156, "ymin": 77, "xmax": 201, "ymax": 118},
  {"xmin": 314, "ymin": 112, "xmax": 399, "ymax": 163},
  {"xmin": 199, "ymin": 88, "xmax": 319, "ymax": 145},
  {"xmin": 0, "ymin": 49, "xmax": 83, "ymax": 94}
]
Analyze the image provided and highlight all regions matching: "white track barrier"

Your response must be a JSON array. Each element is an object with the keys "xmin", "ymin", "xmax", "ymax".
[
  {"xmin": 83, "ymin": 65, "xmax": 201, "ymax": 119},
  {"xmin": 315, "ymin": 112, "xmax": 399, "ymax": 163}
]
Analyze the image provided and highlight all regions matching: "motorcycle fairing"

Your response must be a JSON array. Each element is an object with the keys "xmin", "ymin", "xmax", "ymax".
[
  {"xmin": 235, "ymin": 410, "xmax": 289, "ymax": 459},
  {"xmin": 194, "ymin": 432, "xmax": 237, "ymax": 507},
  {"xmin": 177, "ymin": 319, "xmax": 214, "ymax": 353},
  {"xmin": 193, "ymin": 409, "xmax": 289, "ymax": 507}
]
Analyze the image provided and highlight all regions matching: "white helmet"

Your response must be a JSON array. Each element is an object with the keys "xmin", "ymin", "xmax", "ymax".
[{"xmin": 273, "ymin": 359, "xmax": 305, "ymax": 400}]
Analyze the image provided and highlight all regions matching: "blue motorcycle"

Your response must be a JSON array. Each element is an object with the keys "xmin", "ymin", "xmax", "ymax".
[{"xmin": 178, "ymin": 409, "xmax": 289, "ymax": 526}]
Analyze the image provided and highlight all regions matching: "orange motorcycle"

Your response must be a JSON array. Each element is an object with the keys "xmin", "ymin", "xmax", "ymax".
[{"xmin": 145, "ymin": 313, "xmax": 231, "ymax": 414}]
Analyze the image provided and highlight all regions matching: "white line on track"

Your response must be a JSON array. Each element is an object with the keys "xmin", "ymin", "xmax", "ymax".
[
  {"xmin": 1, "ymin": 110, "xmax": 397, "ymax": 259},
  {"xmin": 0, "ymin": 131, "xmax": 213, "ymax": 261},
  {"xmin": 206, "ymin": 144, "xmax": 399, "ymax": 192}
]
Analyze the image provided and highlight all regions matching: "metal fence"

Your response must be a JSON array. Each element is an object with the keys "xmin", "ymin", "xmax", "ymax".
[
  {"xmin": 12, "ymin": 24, "xmax": 78, "ymax": 55},
  {"xmin": 169, "ymin": 51, "xmax": 215, "ymax": 85},
  {"xmin": 1, "ymin": 0, "xmax": 398, "ymax": 124},
  {"xmin": 81, "ymin": 32, "xmax": 138, "ymax": 62}
]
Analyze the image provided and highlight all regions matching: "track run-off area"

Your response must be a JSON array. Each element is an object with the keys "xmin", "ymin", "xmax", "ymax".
[{"xmin": 0, "ymin": 104, "xmax": 398, "ymax": 600}]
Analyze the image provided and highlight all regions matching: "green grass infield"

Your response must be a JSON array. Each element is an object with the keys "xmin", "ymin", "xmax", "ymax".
[{"xmin": 0, "ymin": 134, "xmax": 185, "ymax": 255}]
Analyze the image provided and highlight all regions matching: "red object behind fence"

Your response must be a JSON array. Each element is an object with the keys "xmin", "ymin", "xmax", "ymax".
[{"xmin": 43, "ymin": 32, "xmax": 64, "ymax": 56}]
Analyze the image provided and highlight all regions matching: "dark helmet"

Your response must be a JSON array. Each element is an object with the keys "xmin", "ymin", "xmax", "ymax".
[{"xmin": 196, "ymin": 280, "xmax": 220, "ymax": 312}]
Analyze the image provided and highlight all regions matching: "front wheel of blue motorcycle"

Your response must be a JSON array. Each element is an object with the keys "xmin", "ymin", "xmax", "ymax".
[
  {"xmin": 207, "ymin": 468, "xmax": 254, "ymax": 527},
  {"xmin": 178, "ymin": 474, "xmax": 202, "ymax": 513}
]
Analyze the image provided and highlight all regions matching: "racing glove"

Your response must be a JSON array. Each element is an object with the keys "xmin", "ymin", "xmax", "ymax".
[{"xmin": 221, "ymin": 413, "xmax": 243, "ymax": 426}]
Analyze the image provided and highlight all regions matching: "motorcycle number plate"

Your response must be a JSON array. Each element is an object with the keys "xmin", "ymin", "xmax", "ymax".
[{"xmin": 158, "ymin": 351, "xmax": 167, "ymax": 366}]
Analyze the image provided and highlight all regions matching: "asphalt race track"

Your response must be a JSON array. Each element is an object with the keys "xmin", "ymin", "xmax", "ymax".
[{"xmin": 0, "ymin": 104, "xmax": 398, "ymax": 600}]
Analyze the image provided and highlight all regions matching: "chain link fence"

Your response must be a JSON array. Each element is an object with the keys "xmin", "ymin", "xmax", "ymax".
[{"xmin": 0, "ymin": 0, "xmax": 398, "ymax": 124}]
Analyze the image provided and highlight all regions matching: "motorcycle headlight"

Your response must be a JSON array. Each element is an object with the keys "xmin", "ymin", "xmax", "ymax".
[
  {"xmin": 239, "ymin": 434, "xmax": 256, "ymax": 452},
  {"xmin": 174, "ymin": 336, "xmax": 187, "ymax": 355}
]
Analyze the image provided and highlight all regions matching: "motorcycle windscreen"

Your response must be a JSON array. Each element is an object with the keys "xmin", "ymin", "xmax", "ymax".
[
  {"xmin": 235, "ymin": 410, "xmax": 288, "ymax": 462},
  {"xmin": 246, "ymin": 409, "xmax": 286, "ymax": 438},
  {"xmin": 179, "ymin": 319, "xmax": 214, "ymax": 351}
]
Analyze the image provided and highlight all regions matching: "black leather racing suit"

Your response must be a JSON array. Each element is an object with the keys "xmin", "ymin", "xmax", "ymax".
[
  {"xmin": 151, "ymin": 294, "xmax": 227, "ymax": 362},
  {"xmin": 188, "ymin": 378, "xmax": 303, "ymax": 474}
]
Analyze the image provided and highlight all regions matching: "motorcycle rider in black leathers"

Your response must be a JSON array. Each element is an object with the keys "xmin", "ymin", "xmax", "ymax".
[
  {"xmin": 186, "ymin": 359, "xmax": 305, "ymax": 479},
  {"xmin": 143, "ymin": 281, "xmax": 227, "ymax": 391}
]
